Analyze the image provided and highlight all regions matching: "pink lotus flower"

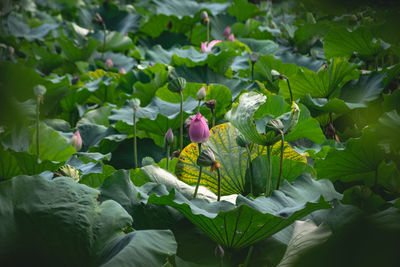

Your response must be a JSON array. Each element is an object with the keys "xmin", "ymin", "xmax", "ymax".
[
  {"xmin": 189, "ymin": 113, "xmax": 209, "ymax": 143},
  {"xmin": 197, "ymin": 86, "xmax": 206, "ymax": 100},
  {"xmin": 119, "ymin": 67, "xmax": 126, "ymax": 74},
  {"xmin": 70, "ymin": 130, "xmax": 82, "ymax": 151},
  {"xmin": 201, "ymin": 40, "xmax": 222, "ymax": 53},
  {"xmin": 105, "ymin": 58, "xmax": 113, "ymax": 68},
  {"xmin": 223, "ymin": 26, "xmax": 231, "ymax": 39},
  {"xmin": 227, "ymin": 33, "xmax": 235, "ymax": 42}
]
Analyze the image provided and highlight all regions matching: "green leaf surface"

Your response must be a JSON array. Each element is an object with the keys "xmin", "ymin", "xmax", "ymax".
[
  {"xmin": 148, "ymin": 174, "xmax": 339, "ymax": 249},
  {"xmin": 227, "ymin": 0, "xmax": 260, "ymax": 22},
  {"xmin": 315, "ymin": 130, "xmax": 384, "ymax": 185}
]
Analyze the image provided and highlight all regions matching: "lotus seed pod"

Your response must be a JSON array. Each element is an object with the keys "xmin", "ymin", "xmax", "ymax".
[
  {"xmin": 236, "ymin": 134, "xmax": 251, "ymax": 148},
  {"xmin": 205, "ymin": 99, "xmax": 216, "ymax": 111},
  {"xmin": 197, "ymin": 148, "xmax": 215, "ymax": 167},
  {"xmin": 197, "ymin": 86, "xmax": 206, "ymax": 100},
  {"xmin": 142, "ymin": 156, "xmax": 155, "ymax": 166},
  {"xmin": 249, "ymin": 53, "xmax": 259, "ymax": 64},
  {"xmin": 168, "ymin": 77, "xmax": 186, "ymax": 92}
]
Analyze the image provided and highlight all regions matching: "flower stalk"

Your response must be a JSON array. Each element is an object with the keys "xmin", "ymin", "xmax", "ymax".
[
  {"xmin": 133, "ymin": 106, "xmax": 137, "ymax": 169},
  {"xmin": 179, "ymin": 89, "xmax": 184, "ymax": 151},
  {"xmin": 193, "ymin": 143, "xmax": 203, "ymax": 198},
  {"xmin": 266, "ymin": 145, "xmax": 272, "ymax": 195},
  {"xmin": 276, "ymin": 131, "xmax": 285, "ymax": 190},
  {"xmin": 34, "ymin": 85, "xmax": 46, "ymax": 161}
]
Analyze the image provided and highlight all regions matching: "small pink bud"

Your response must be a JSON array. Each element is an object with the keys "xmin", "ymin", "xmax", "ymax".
[
  {"xmin": 70, "ymin": 130, "xmax": 82, "ymax": 151},
  {"xmin": 105, "ymin": 58, "xmax": 113, "ymax": 68},
  {"xmin": 227, "ymin": 33, "xmax": 235, "ymax": 42},
  {"xmin": 120, "ymin": 67, "xmax": 126, "ymax": 74},
  {"xmin": 201, "ymin": 40, "xmax": 222, "ymax": 53},
  {"xmin": 197, "ymin": 86, "xmax": 206, "ymax": 100},
  {"xmin": 223, "ymin": 26, "xmax": 231, "ymax": 39},
  {"xmin": 189, "ymin": 113, "xmax": 209, "ymax": 144}
]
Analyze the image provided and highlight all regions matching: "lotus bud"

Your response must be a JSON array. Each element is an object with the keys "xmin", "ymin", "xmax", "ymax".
[
  {"xmin": 71, "ymin": 76, "xmax": 80, "ymax": 85},
  {"xmin": 197, "ymin": 86, "xmax": 206, "ymax": 100},
  {"xmin": 249, "ymin": 53, "xmax": 259, "ymax": 64},
  {"xmin": 119, "ymin": 67, "xmax": 126, "ymax": 74},
  {"xmin": 105, "ymin": 58, "xmax": 113, "ymax": 68},
  {"xmin": 129, "ymin": 98, "xmax": 140, "ymax": 111},
  {"xmin": 142, "ymin": 156, "xmax": 155, "ymax": 166},
  {"xmin": 266, "ymin": 118, "xmax": 284, "ymax": 133},
  {"xmin": 223, "ymin": 26, "xmax": 231, "ymax": 39},
  {"xmin": 93, "ymin": 13, "xmax": 105, "ymax": 26},
  {"xmin": 200, "ymin": 11, "xmax": 209, "ymax": 24},
  {"xmin": 205, "ymin": 99, "xmax": 216, "ymax": 111},
  {"xmin": 185, "ymin": 115, "xmax": 209, "ymax": 129},
  {"xmin": 271, "ymin": 69, "xmax": 282, "ymax": 81},
  {"xmin": 70, "ymin": 130, "xmax": 82, "ymax": 151},
  {"xmin": 189, "ymin": 113, "xmax": 209, "ymax": 144},
  {"xmin": 34, "ymin": 85, "xmax": 46, "ymax": 97},
  {"xmin": 165, "ymin": 128, "xmax": 174, "ymax": 146},
  {"xmin": 168, "ymin": 77, "xmax": 186, "ymax": 92},
  {"xmin": 197, "ymin": 148, "xmax": 215, "ymax": 167},
  {"xmin": 215, "ymin": 244, "xmax": 225, "ymax": 260},
  {"xmin": 56, "ymin": 164, "xmax": 80, "ymax": 182},
  {"xmin": 236, "ymin": 134, "xmax": 251, "ymax": 148},
  {"xmin": 227, "ymin": 33, "xmax": 235, "ymax": 42},
  {"xmin": 8, "ymin": 46, "xmax": 14, "ymax": 57}
]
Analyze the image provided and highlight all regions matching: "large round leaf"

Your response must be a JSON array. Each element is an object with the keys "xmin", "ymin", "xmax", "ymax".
[{"xmin": 176, "ymin": 122, "xmax": 306, "ymax": 195}]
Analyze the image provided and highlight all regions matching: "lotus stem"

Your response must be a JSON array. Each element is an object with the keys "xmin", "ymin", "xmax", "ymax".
[
  {"xmin": 251, "ymin": 63, "xmax": 255, "ymax": 82},
  {"xmin": 197, "ymin": 99, "xmax": 201, "ymax": 113},
  {"xmin": 36, "ymin": 96, "xmax": 40, "ymax": 160},
  {"xmin": 133, "ymin": 107, "xmax": 138, "ymax": 169},
  {"xmin": 285, "ymin": 77, "xmax": 293, "ymax": 103},
  {"xmin": 276, "ymin": 131, "xmax": 284, "ymax": 190},
  {"xmin": 166, "ymin": 145, "xmax": 170, "ymax": 171},
  {"xmin": 193, "ymin": 143, "xmax": 203, "ymax": 198},
  {"xmin": 217, "ymin": 167, "xmax": 221, "ymax": 201},
  {"xmin": 245, "ymin": 144, "xmax": 253, "ymax": 195},
  {"xmin": 212, "ymin": 108, "xmax": 215, "ymax": 128},
  {"xmin": 266, "ymin": 145, "xmax": 272, "ymax": 195},
  {"xmin": 207, "ymin": 20, "xmax": 210, "ymax": 43},
  {"xmin": 179, "ymin": 90, "xmax": 184, "ymax": 152},
  {"xmin": 101, "ymin": 24, "xmax": 107, "ymax": 61},
  {"xmin": 243, "ymin": 245, "xmax": 254, "ymax": 267}
]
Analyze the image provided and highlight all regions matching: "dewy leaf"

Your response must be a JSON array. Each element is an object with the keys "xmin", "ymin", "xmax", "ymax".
[
  {"xmin": 315, "ymin": 130, "xmax": 384, "ymax": 185},
  {"xmin": 279, "ymin": 58, "xmax": 359, "ymax": 100},
  {"xmin": 148, "ymin": 174, "xmax": 340, "ymax": 249},
  {"xmin": 176, "ymin": 123, "xmax": 307, "ymax": 195},
  {"xmin": 277, "ymin": 220, "xmax": 332, "ymax": 267}
]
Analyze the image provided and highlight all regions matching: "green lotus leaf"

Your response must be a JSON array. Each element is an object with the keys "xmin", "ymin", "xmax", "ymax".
[{"xmin": 148, "ymin": 174, "xmax": 341, "ymax": 249}]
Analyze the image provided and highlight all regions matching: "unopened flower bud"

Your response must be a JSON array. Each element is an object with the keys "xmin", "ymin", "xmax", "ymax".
[
  {"xmin": 105, "ymin": 58, "xmax": 113, "ymax": 68},
  {"xmin": 271, "ymin": 69, "xmax": 281, "ymax": 80},
  {"xmin": 223, "ymin": 26, "xmax": 231, "ymax": 39},
  {"xmin": 200, "ymin": 11, "xmax": 208, "ymax": 20},
  {"xmin": 185, "ymin": 115, "xmax": 209, "ymax": 129},
  {"xmin": 120, "ymin": 67, "xmax": 126, "ymax": 74},
  {"xmin": 197, "ymin": 86, "xmax": 206, "ymax": 100},
  {"xmin": 165, "ymin": 128, "xmax": 174, "ymax": 145},
  {"xmin": 197, "ymin": 148, "xmax": 215, "ymax": 167},
  {"xmin": 70, "ymin": 130, "xmax": 82, "ymax": 151},
  {"xmin": 189, "ymin": 113, "xmax": 209, "ymax": 144},
  {"xmin": 205, "ymin": 99, "xmax": 216, "ymax": 111},
  {"xmin": 129, "ymin": 98, "xmax": 141, "ymax": 111},
  {"xmin": 215, "ymin": 244, "xmax": 224, "ymax": 259},
  {"xmin": 227, "ymin": 33, "xmax": 235, "ymax": 42},
  {"xmin": 249, "ymin": 53, "xmax": 259, "ymax": 64},
  {"xmin": 71, "ymin": 76, "xmax": 80, "ymax": 85},
  {"xmin": 34, "ymin": 85, "xmax": 46, "ymax": 97}
]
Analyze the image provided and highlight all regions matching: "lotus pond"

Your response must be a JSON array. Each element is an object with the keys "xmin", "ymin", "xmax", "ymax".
[{"xmin": 0, "ymin": 0, "xmax": 400, "ymax": 266}]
